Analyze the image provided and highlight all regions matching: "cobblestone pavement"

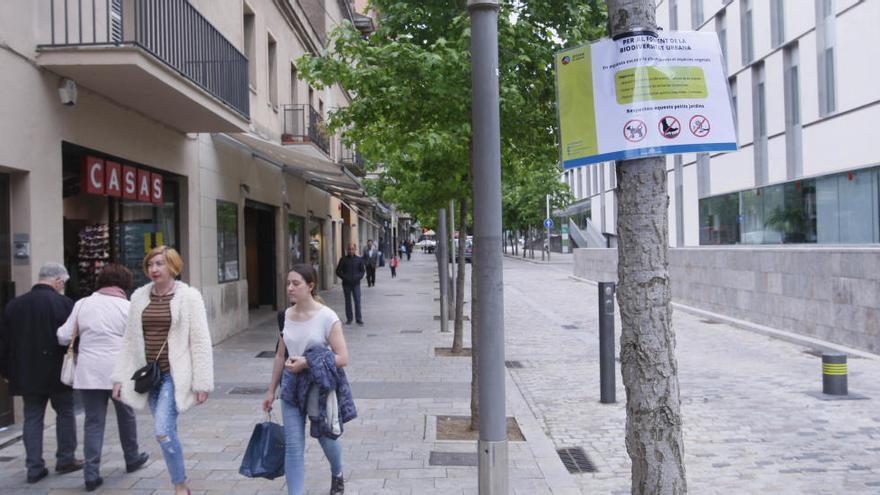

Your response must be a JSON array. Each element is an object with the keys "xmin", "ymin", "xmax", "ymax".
[
  {"xmin": 2, "ymin": 252, "xmax": 878, "ymax": 494},
  {"xmin": 502, "ymin": 256, "xmax": 880, "ymax": 494}
]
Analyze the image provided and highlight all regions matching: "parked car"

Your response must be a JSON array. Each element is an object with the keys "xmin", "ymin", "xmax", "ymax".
[{"xmin": 448, "ymin": 237, "xmax": 473, "ymax": 263}]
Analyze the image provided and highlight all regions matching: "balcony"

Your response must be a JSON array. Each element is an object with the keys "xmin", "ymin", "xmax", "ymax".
[
  {"xmin": 282, "ymin": 104, "xmax": 330, "ymax": 157},
  {"xmin": 340, "ymin": 145, "xmax": 365, "ymax": 177},
  {"xmin": 37, "ymin": 0, "xmax": 249, "ymax": 132}
]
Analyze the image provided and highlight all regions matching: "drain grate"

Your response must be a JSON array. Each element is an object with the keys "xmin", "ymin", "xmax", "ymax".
[
  {"xmin": 255, "ymin": 351, "xmax": 276, "ymax": 358},
  {"xmin": 505, "ymin": 360, "xmax": 524, "ymax": 369},
  {"xmin": 400, "ymin": 330, "xmax": 423, "ymax": 334},
  {"xmin": 557, "ymin": 447, "xmax": 597, "ymax": 473},
  {"xmin": 429, "ymin": 451, "xmax": 477, "ymax": 466},
  {"xmin": 366, "ymin": 333, "xmax": 378, "ymax": 337},
  {"xmin": 561, "ymin": 324, "xmax": 579, "ymax": 330},
  {"xmin": 228, "ymin": 386, "xmax": 267, "ymax": 395},
  {"xmin": 700, "ymin": 319, "xmax": 722, "ymax": 325},
  {"xmin": 385, "ymin": 293, "xmax": 405, "ymax": 297}
]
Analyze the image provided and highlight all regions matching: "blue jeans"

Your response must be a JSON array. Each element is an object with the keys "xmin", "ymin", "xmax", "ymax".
[
  {"xmin": 148, "ymin": 373, "xmax": 186, "ymax": 485},
  {"xmin": 281, "ymin": 399, "xmax": 342, "ymax": 495},
  {"xmin": 342, "ymin": 283, "xmax": 362, "ymax": 323}
]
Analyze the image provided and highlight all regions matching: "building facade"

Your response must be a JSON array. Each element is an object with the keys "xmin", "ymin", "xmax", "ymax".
[{"xmin": 0, "ymin": 0, "xmax": 380, "ymax": 427}]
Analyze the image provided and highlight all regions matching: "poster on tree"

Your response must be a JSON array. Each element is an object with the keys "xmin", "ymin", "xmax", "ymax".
[{"xmin": 555, "ymin": 31, "xmax": 737, "ymax": 169}]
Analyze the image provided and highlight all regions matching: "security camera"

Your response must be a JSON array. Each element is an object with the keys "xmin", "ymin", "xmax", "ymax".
[{"xmin": 58, "ymin": 78, "xmax": 77, "ymax": 106}]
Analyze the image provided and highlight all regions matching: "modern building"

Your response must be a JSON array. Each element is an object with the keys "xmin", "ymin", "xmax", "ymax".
[{"xmin": 0, "ymin": 0, "xmax": 381, "ymax": 427}]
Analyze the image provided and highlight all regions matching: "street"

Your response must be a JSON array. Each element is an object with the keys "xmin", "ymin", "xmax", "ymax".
[{"xmin": 1, "ymin": 252, "xmax": 879, "ymax": 494}]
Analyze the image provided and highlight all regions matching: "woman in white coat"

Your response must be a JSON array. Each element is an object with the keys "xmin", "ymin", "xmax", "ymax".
[
  {"xmin": 57, "ymin": 264, "xmax": 149, "ymax": 491},
  {"xmin": 111, "ymin": 246, "xmax": 214, "ymax": 495}
]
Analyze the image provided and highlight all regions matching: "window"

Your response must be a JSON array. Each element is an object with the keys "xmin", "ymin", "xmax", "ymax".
[
  {"xmin": 752, "ymin": 63, "xmax": 768, "ymax": 185},
  {"xmin": 729, "ymin": 76, "xmax": 738, "ymax": 126},
  {"xmin": 669, "ymin": 0, "xmax": 678, "ymax": 30},
  {"xmin": 817, "ymin": 169, "xmax": 879, "ymax": 243},
  {"xmin": 576, "ymin": 167, "xmax": 583, "ymax": 199},
  {"xmin": 784, "ymin": 43, "xmax": 803, "ymax": 179},
  {"xmin": 740, "ymin": 0, "xmax": 753, "ymax": 65},
  {"xmin": 699, "ymin": 192, "xmax": 739, "ymax": 245},
  {"xmin": 770, "ymin": 0, "xmax": 785, "ymax": 47},
  {"xmin": 268, "ymin": 34, "xmax": 278, "ymax": 108},
  {"xmin": 217, "ymin": 201, "xmax": 239, "ymax": 282},
  {"xmin": 243, "ymin": 10, "xmax": 256, "ymax": 87},
  {"xmin": 288, "ymin": 215, "xmax": 306, "ymax": 266},
  {"xmin": 816, "ymin": 0, "xmax": 837, "ymax": 115},
  {"xmin": 290, "ymin": 64, "xmax": 298, "ymax": 105},
  {"xmin": 716, "ymin": 9, "xmax": 727, "ymax": 63},
  {"xmin": 691, "ymin": 0, "xmax": 703, "ymax": 29}
]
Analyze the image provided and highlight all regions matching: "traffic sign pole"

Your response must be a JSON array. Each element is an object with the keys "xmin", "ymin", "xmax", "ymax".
[{"xmin": 545, "ymin": 195, "xmax": 551, "ymax": 262}]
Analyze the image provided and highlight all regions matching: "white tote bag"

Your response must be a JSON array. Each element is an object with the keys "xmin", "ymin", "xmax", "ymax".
[{"xmin": 60, "ymin": 311, "xmax": 79, "ymax": 386}]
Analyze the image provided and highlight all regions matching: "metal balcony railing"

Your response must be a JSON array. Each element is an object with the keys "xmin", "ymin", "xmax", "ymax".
[
  {"xmin": 340, "ymin": 146, "xmax": 365, "ymax": 177},
  {"xmin": 282, "ymin": 104, "xmax": 330, "ymax": 155},
  {"xmin": 41, "ymin": 0, "xmax": 249, "ymax": 118}
]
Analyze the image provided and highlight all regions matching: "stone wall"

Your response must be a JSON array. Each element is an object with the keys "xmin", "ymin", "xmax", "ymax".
[{"xmin": 573, "ymin": 247, "xmax": 880, "ymax": 353}]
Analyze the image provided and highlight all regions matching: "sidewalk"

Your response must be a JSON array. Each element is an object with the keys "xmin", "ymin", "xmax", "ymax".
[{"xmin": 0, "ymin": 253, "xmax": 573, "ymax": 494}]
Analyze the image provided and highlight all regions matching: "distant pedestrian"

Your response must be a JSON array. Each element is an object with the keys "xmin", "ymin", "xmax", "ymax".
[
  {"xmin": 111, "ymin": 246, "xmax": 214, "ymax": 495},
  {"xmin": 263, "ymin": 264, "xmax": 355, "ymax": 495},
  {"xmin": 0, "ymin": 262, "xmax": 82, "ymax": 484},
  {"xmin": 389, "ymin": 256, "xmax": 398, "ymax": 278},
  {"xmin": 398, "ymin": 241, "xmax": 405, "ymax": 259},
  {"xmin": 335, "ymin": 243, "xmax": 365, "ymax": 325},
  {"xmin": 404, "ymin": 240, "xmax": 412, "ymax": 261},
  {"xmin": 57, "ymin": 264, "xmax": 148, "ymax": 491},
  {"xmin": 361, "ymin": 239, "xmax": 379, "ymax": 288}
]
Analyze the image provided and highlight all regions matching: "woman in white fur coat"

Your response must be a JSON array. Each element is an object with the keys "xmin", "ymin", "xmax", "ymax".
[{"xmin": 111, "ymin": 246, "xmax": 213, "ymax": 495}]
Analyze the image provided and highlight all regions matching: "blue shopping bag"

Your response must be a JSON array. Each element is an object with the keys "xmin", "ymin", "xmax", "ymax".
[{"xmin": 239, "ymin": 417, "xmax": 285, "ymax": 480}]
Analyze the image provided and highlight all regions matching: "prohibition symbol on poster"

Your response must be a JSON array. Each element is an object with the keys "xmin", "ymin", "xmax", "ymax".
[
  {"xmin": 689, "ymin": 115, "xmax": 711, "ymax": 137},
  {"xmin": 623, "ymin": 119, "xmax": 647, "ymax": 142},
  {"xmin": 658, "ymin": 116, "xmax": 681, "ymax": 139}
]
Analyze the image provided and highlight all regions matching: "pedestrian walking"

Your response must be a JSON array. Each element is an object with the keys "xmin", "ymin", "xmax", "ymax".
[
  {"xmin": 111, "ymin": 246, "xmax": 214, "ymax": 495},
  {"xmin": 56, "ymin": 263, "xmax": 149, "ymax": 491},
  {"xmin": 361, "ymin": 239, "xmax": 379, "ymax": 288},
  {"xmin": 263, "ymin": 264, "xmax": 355, "ymax": 495},
  {"xmin": 389, "ymin": 256, "xmax": 398, "ymax": 278},
  {"xmin": 0, "ymin": 262, "xmax": 82, "ymax": 484},
  {"xmin": 405, "ymin": 240, "xmax": 412, "ymax": 261},
  {"xmin": 334, "ymin": 243, "xmax": 365, "ymax": 325},
  {"xmin": 398, "ymin": 241, "xmax": 404, "ymax": 259}
]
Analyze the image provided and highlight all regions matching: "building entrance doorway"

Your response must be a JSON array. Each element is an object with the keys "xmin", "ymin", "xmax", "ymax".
[
  {"xmin": 245, "ymin": 200, "xmax": 276, "ymax": 310},
  {"xmin": 0, "ymin": 174, "xmax": 13, "ymax": 427}
]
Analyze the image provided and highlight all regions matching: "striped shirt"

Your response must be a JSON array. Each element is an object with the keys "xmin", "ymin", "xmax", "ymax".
[{"xmin": 143, "ymin": 292, "xmax": 173, "ymax": 373}]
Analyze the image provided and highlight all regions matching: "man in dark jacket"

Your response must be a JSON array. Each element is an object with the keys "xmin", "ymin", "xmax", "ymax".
[
  {"xmin": 334, "ymin": 243, "xmax": 365, "ymax": 325},
  {"xmin": 361, "ymin": 239, "xmax": 379, "ymax": 288},
  {"xmin": 0, "ymin": 263, "xmax": 82, "ymax": 483}
]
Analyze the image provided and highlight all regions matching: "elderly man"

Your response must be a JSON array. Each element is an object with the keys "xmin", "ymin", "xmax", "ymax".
[
  {"xmin": 335, "ymin": 243, "xmax": 365, "ymax": 325},
  {"xmin": 362, "ymin": 239, "xmax": 379, "ymax": 288},
  {"xmin": 0, "ymin": 263, "xmax": 82, "ymax": 484}
]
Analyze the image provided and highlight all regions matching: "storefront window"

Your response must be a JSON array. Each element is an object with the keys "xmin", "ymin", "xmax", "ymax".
[
  {"xmin": 817, "ymin": 169, "xmax": 879, "ymax": 243},
  {"xmin": 217, "ymin": 200, "xmax": 239, "ymax": 282},
  {"xmin": 288, "ymin": 214, "xmax": 306, "ymax": 267},
  {"xmin": 308, "ymin": 217, "xmax": 324, "ymax": 287},
  {"xmin": 699, "ymin": 192, "xmax": 739, "ymax": 245},
  {"xmin": 114, "ymin": 182, "xmax": 180, "ymax": 289}
]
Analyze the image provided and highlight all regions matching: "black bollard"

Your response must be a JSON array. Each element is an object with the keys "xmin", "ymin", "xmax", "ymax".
[
  {"xmin": 822, "ymin": 354, "xmax": 847, "ymax": 395},
  {"xmin": 598, "ymin": 282, "xmax": 616, "ymax": 404}
]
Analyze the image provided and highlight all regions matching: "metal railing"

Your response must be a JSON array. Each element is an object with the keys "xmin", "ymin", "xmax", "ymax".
[
  {"xmin": 340, "ymin": 146, "xmax": 365, "ymax": 176},
  {"xmin": 282, "ymin": 104, "xmax": 330, "ymax": 155},
  {"xmin": 42, "ymin": 0, "xmax": 249, "ymax": 118}
]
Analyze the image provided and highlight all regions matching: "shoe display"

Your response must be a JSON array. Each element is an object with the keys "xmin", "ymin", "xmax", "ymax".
[
  {"xmin": 85, "ymin": 476, "xmax": 104, "ymax": 492},
  {"xmin": 330, "ymin": 474, "xmax": 345, "ymax": 494},
  {"xmin": 126, "ymin": 452, "xmax": 150, "ymax": 473},
  {"xmin": 26, "ymin": 467, "xmax": 48, "ymax": 484},
  {"xmin": 55, "ymin": 459, "xmax": 84, "ymax": 474}
]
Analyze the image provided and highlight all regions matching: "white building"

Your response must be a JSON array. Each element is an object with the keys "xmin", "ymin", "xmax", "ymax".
[{"xmin": 562, "ymin": 0, "xmax": 880, "ymax": 248}]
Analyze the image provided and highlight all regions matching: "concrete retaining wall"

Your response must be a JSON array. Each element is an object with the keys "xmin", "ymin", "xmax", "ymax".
[{"xmin": 573, "ymin": 247, "xmax": 880, "ymax": 354}]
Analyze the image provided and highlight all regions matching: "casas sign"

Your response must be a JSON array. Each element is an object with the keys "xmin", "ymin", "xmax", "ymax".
[{"xmin": 82, "ymin": 156, "xmax": 164, "ymax": 204}]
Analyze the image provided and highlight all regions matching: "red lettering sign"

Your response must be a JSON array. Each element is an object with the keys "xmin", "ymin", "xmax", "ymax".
[
  {"xmin": 137, "ymin": 170, "xmax": 151, "ymax": 202},
  {"xmin": 122, "ymin": 165, "xmax": 137, "ymax": 199},
  {"xmin": 104, "ymin": 161, "xmax": 122, "ymax": 197},
  {"xmin": 151, "ymin": 173, "xmax": 163, "ymax": 204},
  {"xmin": 82, "ymin": 156, "xmax": 105, "ymax": 194}
]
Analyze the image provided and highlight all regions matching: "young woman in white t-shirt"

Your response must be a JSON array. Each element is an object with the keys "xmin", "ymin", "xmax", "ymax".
[{"xmin": 263, "ymin": 264, "xmax": 350, "ymax": 495}]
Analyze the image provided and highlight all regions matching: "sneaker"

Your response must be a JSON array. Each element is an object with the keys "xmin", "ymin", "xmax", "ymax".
[
  {"xmin": 126, "ymin": 452, "xmax": 150, "ymax": 473},
  {"xmin": 356, "ymin": 320, "xmax": 364, "ymax": 325},
  {"xmin": 55, "ymin": 459, "xmax": 84, "ymax": 474},
  {"xmin": 330, "ymin": 474, "xmax": 345, "ymax": 494},
  {"xmin": 85, "ymin": 476, "xmax": 104, "ymax": 492},
  {"xmin": 26, "ymin": 467, "xmax": 48, "ymax": 484}
]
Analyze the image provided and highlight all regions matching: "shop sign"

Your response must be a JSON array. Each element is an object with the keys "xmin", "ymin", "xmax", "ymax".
[{"xmin": 83, "ymin": 156, "xmax": 163, "ymax": 204}]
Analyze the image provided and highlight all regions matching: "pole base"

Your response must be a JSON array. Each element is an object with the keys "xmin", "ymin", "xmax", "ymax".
[{"xmin": 478, "ymin": 439, "xmax": 508, "ymax": 494}]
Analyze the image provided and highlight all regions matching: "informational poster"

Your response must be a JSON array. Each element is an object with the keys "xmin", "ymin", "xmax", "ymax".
[{"xmin": 556, "ymin": 32, "xmax": 737, "ymax": 169}]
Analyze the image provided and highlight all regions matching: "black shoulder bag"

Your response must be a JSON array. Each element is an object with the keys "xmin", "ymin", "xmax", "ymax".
[{"xmin": 131, "ymin": 337, "xmax": 168, "ymax": 393}]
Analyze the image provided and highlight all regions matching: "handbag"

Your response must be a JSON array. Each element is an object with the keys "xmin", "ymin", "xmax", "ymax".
[
  {"xmin": 239, "ymin": 414, "xmax": 285, "ymax": 479},
  {"xmin": 60, "ymin": 308, "xmax": 80, "ymax": 386},
  {"xmin": 131, "ymin": 338, "xmax": 168, "ymax": 394}
]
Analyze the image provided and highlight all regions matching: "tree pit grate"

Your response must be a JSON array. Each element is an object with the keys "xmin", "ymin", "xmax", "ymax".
[
  {"xmin": 400, "ymin": 330, "xmax": 423, "ymax": 334},
  {"xmin": 429, "ymin": 451, "xmax": 477, "ymax": 466},
  {"xmin": 557, "ymin": 447, "xmax": 597, "ymax": 474}
]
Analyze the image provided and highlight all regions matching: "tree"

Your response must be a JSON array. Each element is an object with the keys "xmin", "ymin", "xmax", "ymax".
[{"xmin": 606, "ymin": 1, "xmax": 688, "ymax": 493}]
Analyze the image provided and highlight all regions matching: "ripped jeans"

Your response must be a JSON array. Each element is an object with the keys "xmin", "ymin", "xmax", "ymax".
[{"xmin": 148, "ymin": 373, "xmax": 186, "ymax": 484}]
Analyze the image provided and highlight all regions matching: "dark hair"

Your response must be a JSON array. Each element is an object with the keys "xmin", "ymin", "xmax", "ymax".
[
  {"xmin": 289, "ymin": 263, "xmax": 323, "ymax": 302},
  {"xmin": 96, "ymin": 263, "xmax": 133, "ymax": 292}
]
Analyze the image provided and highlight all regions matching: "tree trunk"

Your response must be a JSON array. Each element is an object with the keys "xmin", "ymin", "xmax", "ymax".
[
  {"xmin": 452, "ymin": 196, "xmax": 468, "ymax": 353},
  {"xmin": 607, "ymin": 3, "xmax": 688, "ymax": 494}
]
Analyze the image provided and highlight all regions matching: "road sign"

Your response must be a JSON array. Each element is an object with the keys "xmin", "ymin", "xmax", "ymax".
[{"xmin": 544, "ymin": 218, "xmax": 554, "ymax": 229}]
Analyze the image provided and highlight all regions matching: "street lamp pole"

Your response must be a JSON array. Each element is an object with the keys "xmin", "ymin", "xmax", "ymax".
[{"xmin": 468, "ymin": 0, "xmax": 507, "ymax": 493}]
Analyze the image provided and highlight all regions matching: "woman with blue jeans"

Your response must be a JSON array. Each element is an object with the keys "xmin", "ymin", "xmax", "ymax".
[
  {"xmin": 264, "ymin": 264, "xmax": 350, "ymax": 495},
  {"xmin": 112, "ymin": 246, "xmax": 214, "ymax": 495}
]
